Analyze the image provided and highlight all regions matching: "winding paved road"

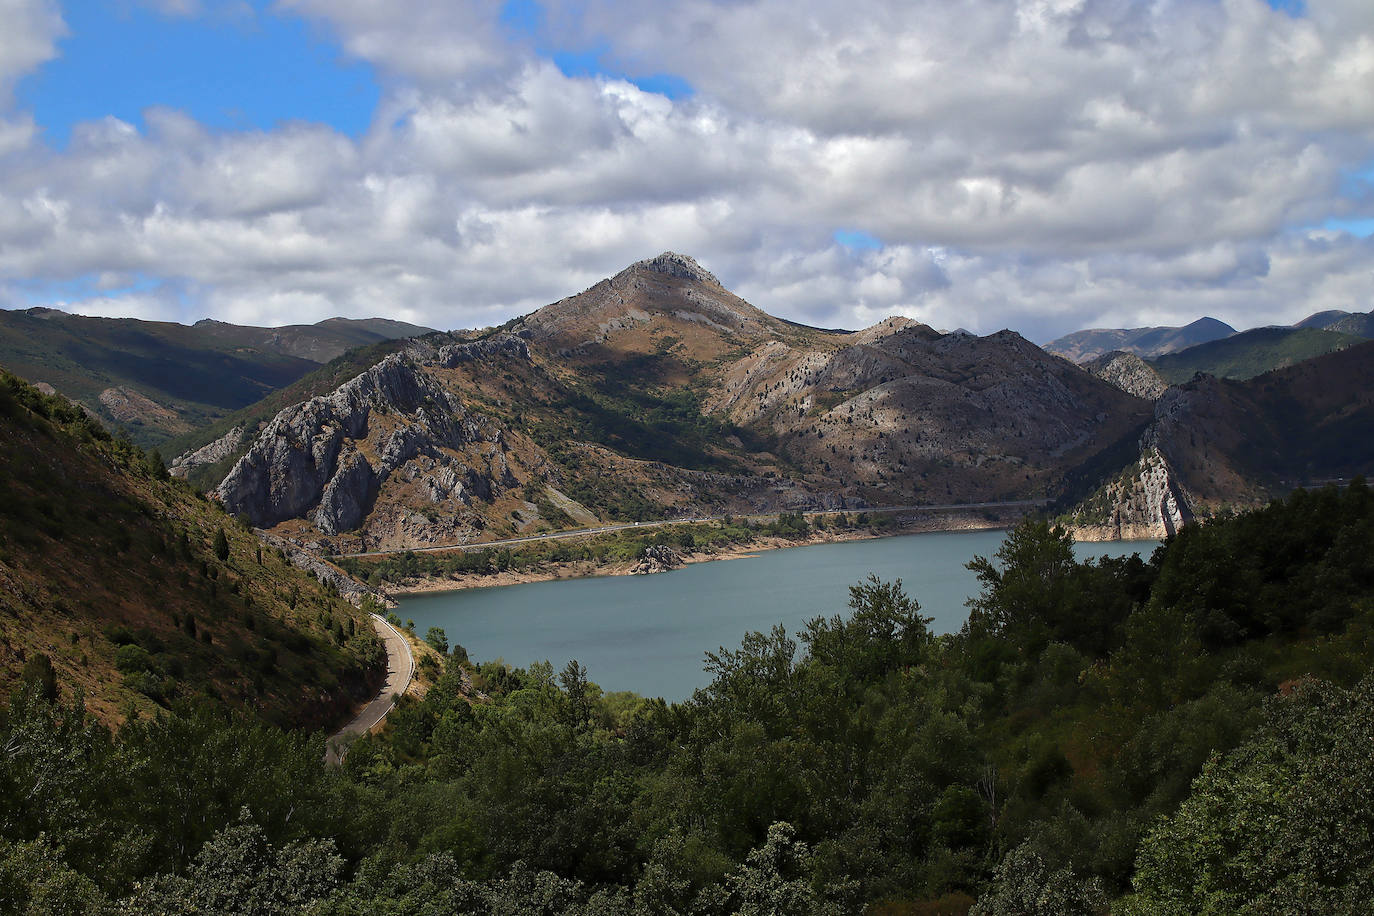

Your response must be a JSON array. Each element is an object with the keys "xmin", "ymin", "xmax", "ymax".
[{"xmin": 325, "ymin": 613, "xmax": 415, "ymax": 765}]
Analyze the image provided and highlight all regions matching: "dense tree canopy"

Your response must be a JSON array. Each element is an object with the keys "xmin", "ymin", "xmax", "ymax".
[{"xmin": 1, "ymin": 481, "xmax": 1372, "ymax": 912}]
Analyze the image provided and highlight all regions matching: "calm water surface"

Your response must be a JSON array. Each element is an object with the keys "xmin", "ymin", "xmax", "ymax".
[{"xmin": 399, "ymin": 530, "xmax": 1157, "ymax": 701}]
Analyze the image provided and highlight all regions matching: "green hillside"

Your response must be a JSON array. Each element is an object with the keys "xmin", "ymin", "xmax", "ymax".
[
  {"xmin": 0, "ymin": 308, "xmax": 434, "ymax": 448},
  {"xmin": 1149, "ymin": 325, "xmax": 1363, "ymax": 384},
  {"xmin": 0, "ymin": 368, "xmax": 384, "ymax": 727}
]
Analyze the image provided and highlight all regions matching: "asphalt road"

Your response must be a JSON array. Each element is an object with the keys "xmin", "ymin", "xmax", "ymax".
[
  {"xmin": 339, "ymin": 499, "xmax": 1047, "ymax": 560},
  {"xmin": 324, "ymin": 613, "xmax": 415, "ymax": 765}
]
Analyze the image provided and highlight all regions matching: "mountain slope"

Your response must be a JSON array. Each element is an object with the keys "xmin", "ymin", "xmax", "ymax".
[
  {"xmin": 1066, "ymin": 340, "xmax": 1374, "ymax": 536},
  {"xmin": 1296, "ymin": 309, "xmax": 1374, "ymax": 336},
  {"xmin": 1148, "ymin": 326, "xmax": 1365, "ymax": 383},
  {"xmin": 1328, "ymin": 312, "xmax": 1374, "ymax": 337},
  {"xmin": 1151, "ymin": 340, "xmax": 1374, "ymax": 503},
  {"xmin": 209, "ymin": 253, "xmax": 1151, "ymax": 553},
  {"xmin": 0, "ymin": 370, "xmax": 384, "ymax": 727},
  {"xmin": 0, "ymin": 308, "xmax": 436, "ymax": 448},
  {"xmin": 1082, "ymin": 350, "xmax": 1168, "ymax": 400},
  {"xmin": 1045, "ymin": 317, "xmax": 1236, "ymax": 363}
]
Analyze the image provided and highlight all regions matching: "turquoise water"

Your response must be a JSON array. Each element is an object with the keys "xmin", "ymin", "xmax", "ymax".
[{"xmin": 398, "ymin": 530, "xmax": 1158, "ymax": 701}]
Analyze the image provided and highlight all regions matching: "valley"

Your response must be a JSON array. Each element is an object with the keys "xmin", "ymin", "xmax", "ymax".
[{"xmin": 1, "ymin": 252, "xmax": 1371, "ymax": 915}]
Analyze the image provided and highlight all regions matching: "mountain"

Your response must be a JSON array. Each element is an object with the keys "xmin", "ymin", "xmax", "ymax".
[
  {"xmin": 1066, "ymin": 340, "xmax": 1374, "ymax": 537},
  {"xmin": 162, "ymin": 335, "xmax": 424, "ymax": 492},
  {"xmin": 1045, "ymin": 317, "xmax": 1237, "ymax": 363},
  {"xmin": 0, "ymin": 369, "xmax": 384, "ymax": 727},
  {"xmin": 1083, "ymin": 351, "xmax": 1169, "ymax": 400},
  {"xmin": 1296, "ymin": 308, "xmax": 1374, "ymax": 336},
  {"xmin": 203, "ymin": 252, "xmax": 1151, "ymax": 553},
  {"xmin": 0, "ymin": 308, "xmax": 437, "ymax": 448},
  {"xmin": 1295, "ymin": 309, "xmax": 1353, "ymax": 329},
  {"xmin": 1148, "ymin": 326, "xmax": 1366, "ymax": 384}
]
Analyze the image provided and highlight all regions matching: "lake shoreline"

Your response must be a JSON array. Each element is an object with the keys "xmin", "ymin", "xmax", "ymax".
[{"xmin": 384, "ymin": 511, "xmax": 1020, "ymax": 598}]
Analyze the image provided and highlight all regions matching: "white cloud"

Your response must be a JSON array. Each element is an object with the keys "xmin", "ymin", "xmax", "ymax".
[
  {"xmin": 0, "ymin": 0, "xmax": 64, "ymax": 104},
  {"xmin": 1, "ymin": 0, "xmax": 1373, "ymax": 344}
]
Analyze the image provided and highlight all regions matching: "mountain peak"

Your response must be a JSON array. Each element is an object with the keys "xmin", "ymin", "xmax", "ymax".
[
  {"xmin": 1185, "ymin": 316, "xmax": 1237, "ymax": 334},
  {"xmin": 622, "ymin": 251, "xmax": 721, "ymax": 287}
]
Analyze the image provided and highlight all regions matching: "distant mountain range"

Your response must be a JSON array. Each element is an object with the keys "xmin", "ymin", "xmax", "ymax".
[
  {"xmin": 4, "ymin": 256, "xmax": 1369, "ymax": 548},
  {"xmin": 1045, "ymin": 317, "xmax": 1238, "ymax": 363},
  {"xmin": 1049, "ymin": 311, "xmax": 1372, "ymax": 396},
  {"xmin": 0, "ymin": 309, "xmax": 435, "ymax": 448},
  {"xmin": 1149, "ymin": 326, "xmax": 1367, "ymax": 384},
  {"xmin": 1046, "ymin": 309, "xmax": 1374, "ymax": 367}
]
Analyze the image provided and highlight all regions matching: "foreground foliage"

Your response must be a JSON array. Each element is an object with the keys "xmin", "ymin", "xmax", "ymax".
[{"xmin": 2, "ymin": 482, "xmax": 1372, "ymax": 913}]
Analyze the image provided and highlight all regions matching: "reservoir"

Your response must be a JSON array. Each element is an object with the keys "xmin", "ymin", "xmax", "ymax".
[{"xmin": 399, "ymin": 530, "xmax": 1158, "ymax": 701}]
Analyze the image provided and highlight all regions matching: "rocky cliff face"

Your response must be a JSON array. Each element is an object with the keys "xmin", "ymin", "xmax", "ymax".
[
  {"xmin": 1074, "ymin": 446, "xmax": 1191, "ymax": 540},
  {"xmin": 170, "ymin": 425, "xmax": 244, "ymax": 478},
  {"xmin": 217, "ymin": 340, "xmax": 526, "ymax": 536},
  {"xmin": 1084, "ymin": 351, "xmax": 1168, "ymax": 400}
]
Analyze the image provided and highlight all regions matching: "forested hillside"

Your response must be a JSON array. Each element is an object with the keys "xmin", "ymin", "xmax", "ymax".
[
  {"xmin": 2, "ymin": 482, "xmax": 1372, "ymax": 912},
  {"xmin": 0, "ymin": 370, "xmax": 384, "ymax": 727},
  {"xmin": 0, "ymin": 309, "xmax": 433, "ymax": 448},
  {"xmin": 1148, "ymin": 325, "xmax": 1364, "ymax": 383}
]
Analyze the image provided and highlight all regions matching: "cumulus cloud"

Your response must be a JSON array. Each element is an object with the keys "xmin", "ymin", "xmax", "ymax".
[
  {"xmin": 0, "ymin": 0, "xmax": 64, "ymax": 103},
  {"xmin": 1, "ymin": 0, "xmax": 1373, "ymax": 341}
]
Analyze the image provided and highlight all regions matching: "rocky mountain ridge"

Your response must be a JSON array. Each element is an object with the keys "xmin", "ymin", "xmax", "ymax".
[
  {"xmin": 1083, "ymin": 351, "xmax": 1169, "ymax": 401},
  {"xmin": 1067, "ymin": 340, "xmax": 1374, "ymax": 534},
  {"xmin": 1046, "ymin": 317, "xmax": 1237, "ymax": 363},
  {"xmin": 209, "ymin": 253, "xmax": 1157, "ymax": 550}
]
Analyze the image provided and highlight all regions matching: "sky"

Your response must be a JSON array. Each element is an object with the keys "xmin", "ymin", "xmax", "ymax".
[{"xmin": 0, "ymin": 0, "xmax": 1372, "ymax": 342}]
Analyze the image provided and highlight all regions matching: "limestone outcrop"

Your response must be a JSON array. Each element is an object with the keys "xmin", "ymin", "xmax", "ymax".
[
  {"xmin": 1084, "ymin": 351, "xmax": 1169, "ymax": 401},
  {"xmin": 170, "ymin": 426, "xmax": 244, "ymax": 478},
  {"xmin": 1084, "ymin": 447, "xmax": 1191, "ymax": 540},
  {"xmin": 216, "ymin": 352, "xmax": 512, "ymax": 535},
  {"xmin": 631, "ymin": 544, "xmax": 685, "ymax": 574}
]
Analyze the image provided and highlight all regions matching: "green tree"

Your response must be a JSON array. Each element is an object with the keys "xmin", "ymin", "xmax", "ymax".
[
  {"xmin": 213, "ymin": 528, "xmax": 230, "ymax": 562},
  {"xmin": 0, "ymin": 837, "xmax": 106, "ymax": 916},
  {"xmin": 121, "ymin": 810, "xmax": 343, "ymax": 915},
  {"xmin": 723, "ymin": 822, "xmax": 842, "ymax": 916},
  {"xmin": 965, "ymin": 519, "xmax": 1077, "ymax": 648},
  {"xmin": 19, "ymin": 653, "xmax": 58, "ymax": 703},
  {"xmin": 424, "ymin": 627, "xmax": 449, "ymax": 655},
  {"xmin": 971, "ymin": 843, "xmax": 1107, "ymax": 916},
  {"xmin": 1122, "ymin": 676, "xmax": 1374, "ymax": 914}
]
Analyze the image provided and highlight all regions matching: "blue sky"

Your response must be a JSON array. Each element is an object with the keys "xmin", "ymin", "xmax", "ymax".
[
  {"xmin": 18, "ymin": 1, "xmax": 379, "ymax": 144},
  {"xmin": 1, "ymin": 0, "xmax": 1372, "ymax": 338},
  {"xmin": 18, "ymin": 0, "xmax": 695, "ymax": 147}
]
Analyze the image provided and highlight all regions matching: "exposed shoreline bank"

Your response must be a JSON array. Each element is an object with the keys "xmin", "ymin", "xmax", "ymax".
[{"xmin": 383, "ymin": 511, "xmax": 1022, "ymax": 598}]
